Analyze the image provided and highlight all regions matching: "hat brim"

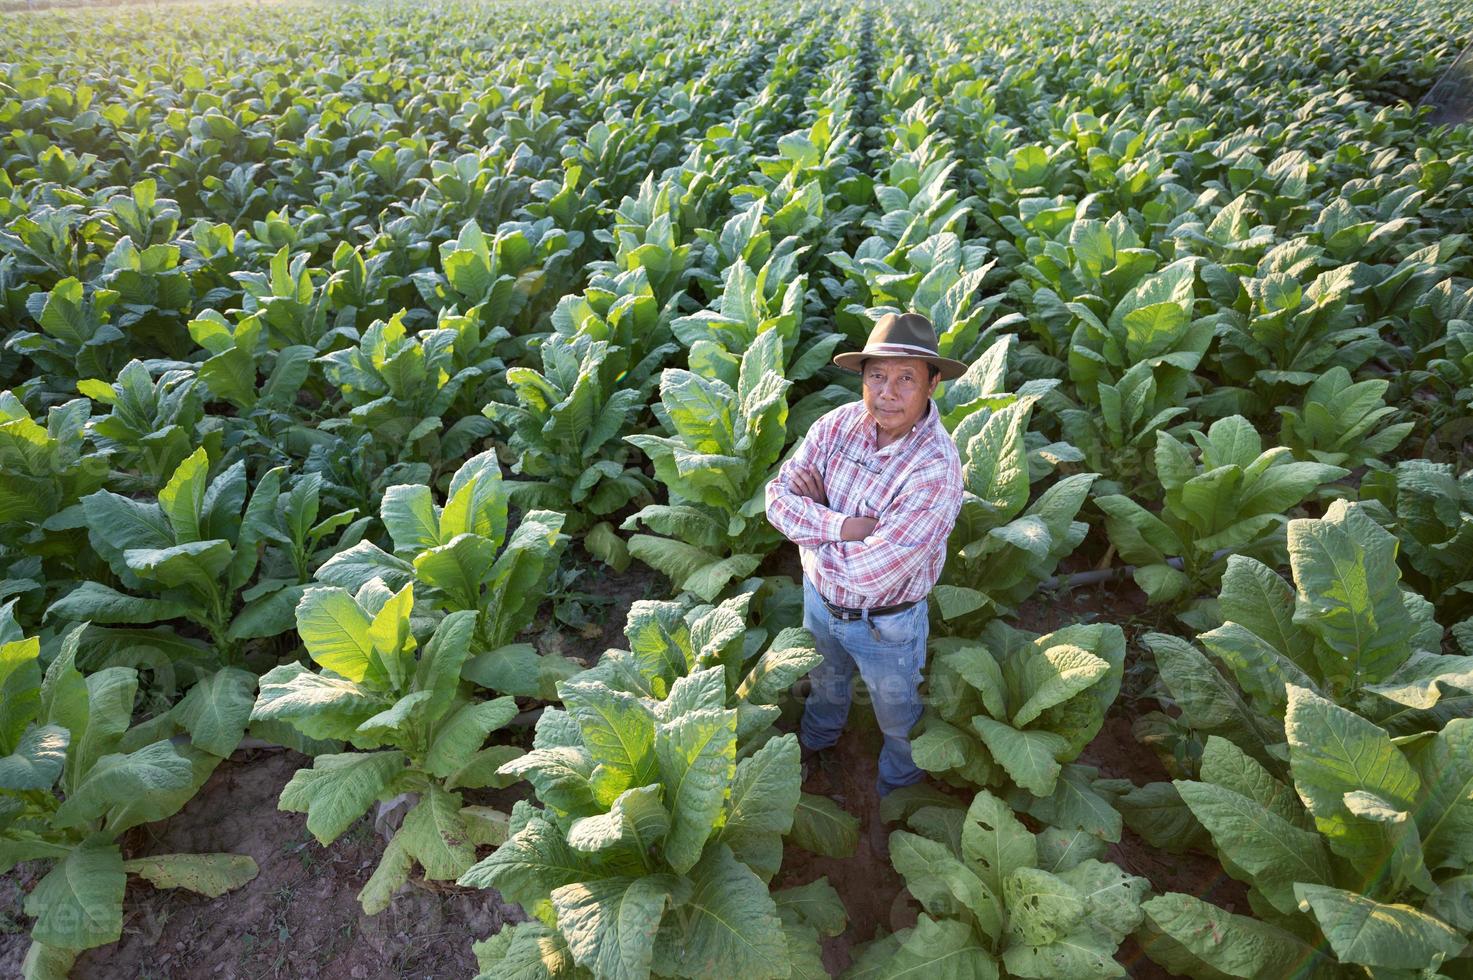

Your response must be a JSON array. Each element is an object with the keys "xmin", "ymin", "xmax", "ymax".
[{"xmin": 833, "ymin": 350, "xmax": 969, "ymax": 382}]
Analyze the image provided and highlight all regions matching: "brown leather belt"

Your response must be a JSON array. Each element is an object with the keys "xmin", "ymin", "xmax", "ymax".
[{"xmin": 820, "ymin": 597, "xmax": 918, "ymax": 621}]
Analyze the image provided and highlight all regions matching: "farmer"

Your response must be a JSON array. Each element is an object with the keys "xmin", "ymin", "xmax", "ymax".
[{"xmin": 765, "ymin": 312, "xmax": 965, "ymax": 799}]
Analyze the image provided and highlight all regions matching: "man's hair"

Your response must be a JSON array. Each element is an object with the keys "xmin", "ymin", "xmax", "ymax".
[{"xmin": 860, "ymin": 357, "xmax": 940, "ymax": 383}]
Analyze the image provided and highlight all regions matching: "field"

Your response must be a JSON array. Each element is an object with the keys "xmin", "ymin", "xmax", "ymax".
[{"xmin": 3, "ymin": 0, "xmax": 1473, "ymax": 977}]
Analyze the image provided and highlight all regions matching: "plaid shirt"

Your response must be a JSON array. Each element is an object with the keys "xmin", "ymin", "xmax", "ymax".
[{"xmin": 766, "ymin": 399, "xmax": 963, "ymax": 608}]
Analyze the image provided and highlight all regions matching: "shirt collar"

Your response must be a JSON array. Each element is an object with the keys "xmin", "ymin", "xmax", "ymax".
[{"xmin": 859, "ymin": 400, "xmax": 936, "ymax": 458}]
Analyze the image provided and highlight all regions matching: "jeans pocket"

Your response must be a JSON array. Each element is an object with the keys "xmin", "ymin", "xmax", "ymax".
[{"xmin": 866, "ymin": 604, "xmax": 921, "ymax": 646}]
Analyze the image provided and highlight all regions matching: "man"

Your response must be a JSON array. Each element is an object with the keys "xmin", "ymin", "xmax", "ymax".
[{"xmin": 765, "ymin": 312, "xmax": 965, "ymax": 800}]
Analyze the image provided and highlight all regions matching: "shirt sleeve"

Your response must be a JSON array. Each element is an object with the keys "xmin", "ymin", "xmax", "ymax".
[
  {"xmin": 811, "ymin": 471, "xmax": 962, "ymax": 598},
  {"xmin": 765, "ymin": 417, "xmax": 849, "ymax": 547}
]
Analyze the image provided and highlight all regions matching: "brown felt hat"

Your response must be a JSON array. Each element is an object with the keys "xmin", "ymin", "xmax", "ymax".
[{"xmin": 832, "ymin": 312, "xmax": 968, "ymax": 381}]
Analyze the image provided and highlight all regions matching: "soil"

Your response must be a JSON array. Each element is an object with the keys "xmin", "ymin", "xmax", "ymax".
[{"xmin": 5, "ymin": 749, "xmax": 524, "ymax": 980}]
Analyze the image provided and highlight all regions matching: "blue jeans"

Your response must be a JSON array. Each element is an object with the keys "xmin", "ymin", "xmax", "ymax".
[{"xmin": 798, "ymin": 577, "xmax": 928, "ymax": 796}]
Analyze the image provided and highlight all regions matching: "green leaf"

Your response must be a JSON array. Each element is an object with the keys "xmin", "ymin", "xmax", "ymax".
[
  {"xmin": 1175, "ymin": 779, "xmax": 1332, "ymax": 915},
  {"xmin": 655, "ymin": 706, "xmax": 736, "ymax": 874},
  {"xmin": 396, "ymin": 785, "xmax": 475, "ymax": 880},
  {"xmin": 381, "ymin": 483, "xmax": 440, "ymax": 553},
  {"xmin": 25, "ymin": 838, "xmax": 125, "ymax": 949},
  {"xmin": 1012, "ymin": 643, "xmax": 1110, "ymax": 728},
  {"xmin": 972, "ymin": 716, "xmax": 1067, "ymax": 796},
  {"xmin": 1407, "ymin": 718, "xmax": 1473, "ymax": 871},
  {"xmin": 1288, "ymin": 501, "xmax": 1411, "ymax": 688},
  {"xmin": 891, "ymin": 830, "xmax": 1001, "ymax": 939},
  {"xmin": 552, "ymin": 875, "xmax": 678, "ymax": 980},
  {"xmin": 960, "ymin": 789, "xmax": 1038, "ymax": 897},
  {"xmin": 655, "ymin": 844, "xmax": 788, "ymax": 980},
  {"xmin": 251, "ymin": 663, "xmax": 386, "ymax": 741},
  {"xmin": 1285, "ymin": 684, "xmax": 1422, "ymax": 875},
  {"xmin": 721, "ymin": 733, "xmax": 801, "ymax": 839},
  {"xmin": 46, "ymin": 582, "xmax": 191, "ymax": 625},
  {"xmin": 20, "ymin": 941, "xmax": 77, "ymax": 980},
  {"xmin": 1294, "ymin": 882, "xmax": 1463, "ymax": 970},
  {"xmin": 278, "ymin": 751, "xmax": 405, "ymax": 845},
  {"xmin": 566, "ymin": 784, "xmax": 670, "ymax": 860},
  {"xmin": 295, "ymin": 587, "xmax": 377, "ymax": 684},
  {"xmin": 563, "ymin": 681, "xmax": 657, "ymax": 805},
  {"xmin": 158, "ymin": 446, "xmax": 210, "ymax": 544},
  {"xmin": 845, "ymin": 913, "xmax": 998, "ymax": 979},
  {"xmin": 773, "ymin": 878, "xmax": 848, "ymax": 937},
  {"xmin": 358, "ymin": 834, "xmax": 413, "ymax": 917},
  {"xmin": 0, "ymin": 724, "xmax": 68, "ymax": 790},
  {"xmin": 1138, "ymin": 892, "xmax": 1326, "ymax": 980},
  {"xmin": 122, "ymin": 853, "xmax": 258, "ymax": 896},
  {"xmin": 789, "ymin": 792, "xmax": 859, "ymax": 858},
  {"xmin": 172, "ymin": 667, "xmax": 255, "ymax": 757},
  {"xmin": 424, "ymin": 697, "xmax": 518, "ymax": 779},
  {"xmin": 1004, "ymin": 866, "xmax": 1084, "ymax": 945},
  {"xmin": 52, "ymin": 740, "xmax": 194, "ymax": 829},
  {"xmin": 458, "ymin": 811, "xmax": 585, "ymax": 911}
]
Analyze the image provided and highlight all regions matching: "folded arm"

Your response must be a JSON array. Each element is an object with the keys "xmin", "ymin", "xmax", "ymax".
[
  {"xmin": 812, "ymin": 476, "xmax": 961, "ymax": 598},
  {"xmin": 765, "ymin": 425, "xmax": 850, "ymax": 547}
]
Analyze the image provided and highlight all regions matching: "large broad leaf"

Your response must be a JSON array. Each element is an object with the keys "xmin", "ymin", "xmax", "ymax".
[
  {"xmin": 566, "ymin": 784, "xmax": 670, "ymax": 862},
  {"xmin": 845, "ymin": 913, "xmax": 999, "ymax": 980},
  {"xmin": 158, "ymin": 447, "xmax": 209, "ymax": 544},
  {"xmin": 562, "ymin": 681, "xmax": 657, "ymax": 805},
  {"xmin": 552, "ymin": 874, "xmax": 680, "ymax": 980},
  {"xmin": 774, "ymin": 878, "xmax": 849, "ymax": 938},
  {"xmin": 1138, "ymin": 892, "xmax": 1327, "ymax": 980},
  {"xmin": 251, "ymin": 662, "xmax": 386, "ymax": 741},
  {"xmin": 396, "ymin": 785, "xmax": 475, "ymax": 880},
  {"xmin": 890, "ymin": 830, "xmax": 1000, "ymax": 940},
  {"xmin": 1216, "ymin": 555, "xmax": 1315, "ymax": 675},
  {"xmin": 789, "ymin": 792, "xmax": 859, "ymax": 858},
  {"xmin": 1004, "ymin": 866, "xmax": 1084, "ymax": 945},
  {"xmin": 470, "ymin": 921, "xmax": 579, "ymax": 980},
  {"xmin": 52, "ymin": 739, "xmax": 194, "ymax": 829},
  {"xmin": 972, "ymin": 716, "xmax": 1066, "ymax": 796},
  {"xmin": 423, "ymin": 697, "xmax": 518, "ymax": 780},
  {"xmin": 719, "ymin": 734, "xmax": 801, "ymax": 872},
  {"xmin": 655, "ymin": 707, "xmax": 736, "ymax": 874},
  {"xmin": 1011, "ymin": 643, "xmax": 1110, "ymax": 728},
  {"xmin": 1285, "ymin": 685, "xmax": 1422, "ymax": 876},
  {"xmin": 1146, "ymin": 633, "xmax": 1282, "ymax": 765},
  {"xmin": 652, "ymin": 845, "xmax": 788, "ymax": 980},
  {"xmin": 960, "ymin": 789, "xmax": 1037, "ymax": 898},
  {"xmin": 1407, "ymin": 717, "xmax": 1473, "ymax": 870},
  {"xmin": 1116, "ymin": 782, "xmax": 1209, "ymax": 853},
  {"xmin": 1175, "ymin": 779, "xmax": 1332, "ymax": 915},
  {"xmin": 122, "ymin": 853, "xmax": 258, "ymax": 897},
  {"xmin": 45, "ymin": 582, "xmax": 191, "ymax": 625},
  {"xmin": 381, "ymin": 483, "xmax": 440, "ymax": 553},
  {"xmin": 458, "ymin": 812, "xmax": 585, "ymax": 912},
  {"xmin": 171, "ymin": 667, "xmax": 256, "ymax": 757},
  {"xmin": 0, "ymin": 724, "xmax": 68, "ymax": 790},
  {"xmin": 25, "ymin": 837, "xmax": 125, "ymax": 949},
  {"xmin": 294, "ymin": 587, "xmax": 377, "ymax": 684},
  {"xmin": 277, "ymin": 751, "xmax": 405, "ymax": 845},
  {"xmin": 1293, "ymin": 883, "xmax": 1463, "ymax": 970},
  {"xmin": 1288, "ymin": 501, "xmax": 1411, "ymax": 688}
]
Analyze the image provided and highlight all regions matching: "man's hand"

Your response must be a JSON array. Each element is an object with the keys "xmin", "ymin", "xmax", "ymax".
[
  {"xmin": 789, "ymin": 464, "xmax": 827, "ymax": 505},
  {"xmin": 840, "ymin": 516, "xmax": 878, "ymax": 540}
]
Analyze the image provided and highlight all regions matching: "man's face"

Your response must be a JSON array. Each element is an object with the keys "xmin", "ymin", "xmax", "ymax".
[{"xmin": 860, "ymin": 356, "xmax": 939, "ymax": 443}]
